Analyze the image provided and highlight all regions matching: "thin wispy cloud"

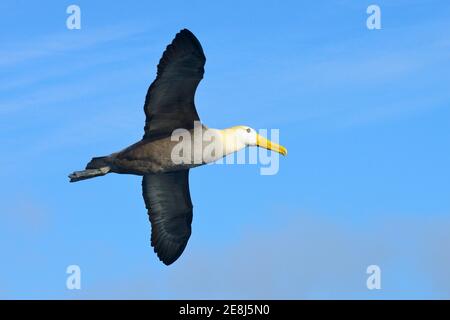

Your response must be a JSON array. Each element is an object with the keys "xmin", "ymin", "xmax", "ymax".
[
  {"xmin": 60, "ymin": 211, "xmax": 450, "ymax": 299},
  {"xmin": 0, "ymin": 43, "xmax": 156, "ymax": 92},
  {"xmin": 0, "ymin": 24, "xmax": 146, "ymax": 67},
  {"xmin": 0, "ymin": 63, "xmax": 144, "ymax": 115},
  {"xmin": 249, "ymin": 19, "xmax": 450, "ymax": 128}
]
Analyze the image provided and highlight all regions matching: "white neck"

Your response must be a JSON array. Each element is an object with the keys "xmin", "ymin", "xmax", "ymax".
[{"xmin": 202, "ymin": 127, "xmax": 247, "ymax": 163}]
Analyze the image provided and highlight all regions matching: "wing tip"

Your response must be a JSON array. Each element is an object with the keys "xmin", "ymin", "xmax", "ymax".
[
  {"xmin": 175, "ymin": 28, "xmax": 204, "ymax": 53},
  {"xmin": 159, "ymin": 255, "xmax": 178, "ymax": 266},
  {"xmin": 179, "ymin": 28, "xmax": 193, "ymax": 34},
  {"xmin": 153, "ymin": 27, "xmax": 205, "ymax": 80},
  {"xmin": 151, "ymin": 233, "xmax": 190, "ymax": 266},
  {"xmin": 153, "ymin": 243, "xmax": 186, "ymax": 266}
]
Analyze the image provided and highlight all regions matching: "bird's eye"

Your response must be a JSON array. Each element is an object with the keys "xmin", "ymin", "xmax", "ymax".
[{"xmin": 246, "ymin": 128, "xmax": 251, "ymax": 133}]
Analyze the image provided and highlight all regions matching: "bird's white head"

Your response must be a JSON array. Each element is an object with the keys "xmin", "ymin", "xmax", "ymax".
[{"xmin": 228, "ymin": 125, "xmax": 287, "ymax": 156}]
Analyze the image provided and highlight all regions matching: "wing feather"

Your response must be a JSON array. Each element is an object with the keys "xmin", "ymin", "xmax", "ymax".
[
  {"xmin": 143, "ymin": 29, "xmax": 206, "ymax": 140},
  {"xmin": 142, "ymin": 170, "xmax": 193, "ymax": 265}
]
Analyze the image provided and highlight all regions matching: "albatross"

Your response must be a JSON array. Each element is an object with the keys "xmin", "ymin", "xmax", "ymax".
[{"xmin": 69, "ymin": 29, "xmax": 287, "ymax": 265}]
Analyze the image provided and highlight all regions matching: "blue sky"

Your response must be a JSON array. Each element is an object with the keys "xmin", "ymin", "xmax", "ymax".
[{"xmin": 0, "ymin": 0, "xmax": 449, "ymax": 299}]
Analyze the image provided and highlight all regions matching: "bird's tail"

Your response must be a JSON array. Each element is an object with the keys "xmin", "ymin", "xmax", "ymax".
[
  {"xmin": 68, "ymin": 156, "xmax": 111, "ymax": 183},
  {"xmin": 86, "ymin": 156, "xmax": 110, "ymax": 169}
]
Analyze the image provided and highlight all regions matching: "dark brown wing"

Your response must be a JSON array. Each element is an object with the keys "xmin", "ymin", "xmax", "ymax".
[
  {"xmin": 142, "ymin": 170, "xmax": 193, "ymax": 265},
  {"xmin": 143, "ymin": 29, "xmax": 206, "ymax": 140}
]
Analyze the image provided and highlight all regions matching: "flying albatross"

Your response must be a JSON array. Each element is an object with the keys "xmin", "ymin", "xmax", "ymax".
[{"xmin": 69, "ymin": 29, "xmax": 287, "ymax": 265}]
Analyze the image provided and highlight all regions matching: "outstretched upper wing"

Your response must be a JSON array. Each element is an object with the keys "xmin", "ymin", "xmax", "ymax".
[
  {"xmin": 142, "ymin": 170, "xmax": 193, "ymax": 265},
  {"xmin": 143, "ymin": 29, "xmax": 206, "ymax": 140}
]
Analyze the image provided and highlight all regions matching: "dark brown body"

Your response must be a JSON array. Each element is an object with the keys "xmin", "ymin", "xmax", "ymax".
[{"xmin": 88, "ymin": 126, "xmax": 210, "ymax": 175}]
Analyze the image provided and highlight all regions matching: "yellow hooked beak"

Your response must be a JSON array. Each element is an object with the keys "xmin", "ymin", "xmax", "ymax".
[{"xmin": 256, "ymin": 134, "xmax": 288, "ymax": 156}]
